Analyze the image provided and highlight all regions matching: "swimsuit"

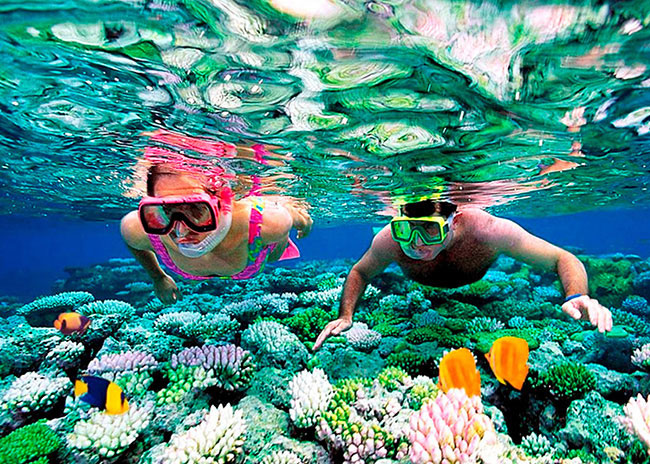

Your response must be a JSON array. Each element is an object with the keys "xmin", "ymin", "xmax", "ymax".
[{"xmin": 148, "ymin": 198, "xmax": 299, "ymax": 281}]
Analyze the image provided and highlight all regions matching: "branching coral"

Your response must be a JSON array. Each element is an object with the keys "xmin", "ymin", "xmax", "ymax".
[
  {"xmin": 161, "ymin": 404, "xmax": 246, "ymax": 464},
  {"xmin": 408, "ymin": 388, "xmax": 497, "ymax": 464},
  {"xmin": 1, "ymin": 372, "xmax": 70, "ymax": 419},
  {"xmin": 68, "ymin": 402, "xmax": 152, "ymax": 460},
  {"xmin": 0, "ymin": 420, "xmax": 62, "ymax": 464},
  {"xmin": 157, "ymin": 344, "xmax": 255, "ymax": 405},
  {"xmin": 289, "ymin": 368, "xmax": 333, "ymax": 428}
]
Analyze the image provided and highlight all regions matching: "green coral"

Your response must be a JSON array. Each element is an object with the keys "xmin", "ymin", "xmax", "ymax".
[
  {"xmin": 0, "ymin": 420, "xmax": 62, "ymax": 464},
  {"xmin": 583, "ymin": 256, "xmax": 634, "ymax": 307},
  {"xmin": 533, "ymin": 362, "xmax": 596, "ymax": 403},
  {"xmin": 372, "ymin": 323, "xmax": 401, "ymax": 337},
  {"xmin": 473, "ymin": 328, "xmax": 541, "ymax": 354},
  {"xmin": 405, "ymin": 325, "xmax": 467, "ymax": 348},
  {"xmin": 385, "ymin": 351, "xmax": 425, "ymax": 376},
  {"xmin": 377, "ymin": 366, "xmax": 411, "ymax": 391},
  {"xmin": 435, "ymin": 300, "xmax": 481, "ymax": 318},
  {"xmin": 268, "ymin": 307, "xmax": 336, "ymax": 342}
]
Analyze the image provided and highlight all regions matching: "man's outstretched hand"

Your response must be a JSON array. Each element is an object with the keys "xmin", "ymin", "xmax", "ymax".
[
  {"xmin": 562, "ymin": 295, "xmax": 612, "ymax": 333},
  {"xmin": 313, "ymin": 318, "xmax": 352, "ymax": 351}
]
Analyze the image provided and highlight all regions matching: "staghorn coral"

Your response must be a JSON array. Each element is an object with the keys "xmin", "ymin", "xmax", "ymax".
[
  {"xmin": 161, "ymin": 404, "xmax": 246, "ymax": 464},
  {"xmin": 408, "ymin": 388, "xmax": 497, "ymax": 464}
]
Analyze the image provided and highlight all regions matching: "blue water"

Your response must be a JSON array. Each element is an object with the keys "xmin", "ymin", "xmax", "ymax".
[{"xmin": 3, "ymin": 207, "xmax": 650, "ymax": 301}]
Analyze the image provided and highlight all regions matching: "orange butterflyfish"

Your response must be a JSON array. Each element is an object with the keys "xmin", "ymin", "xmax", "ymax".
[
  {"xmin": 54, "ymin": 312, "xmax": 91, "ymax": 335},
  {"xmin": 484, "ymin": 336, "xmax": 530, "ymax": 390},
  {"xmin": 438, "ymin": 347, "xmax": 481, "ymax": 397}
]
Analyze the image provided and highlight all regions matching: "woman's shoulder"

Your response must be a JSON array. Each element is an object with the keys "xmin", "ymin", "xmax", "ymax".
[{"xmin": 119, "ymin": 211, "xmax": 152, "ymax": 250}]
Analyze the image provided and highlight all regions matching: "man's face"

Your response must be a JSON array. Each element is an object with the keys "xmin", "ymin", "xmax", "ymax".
[
  {"xmin": 395, "ymin": 214, "xmax": 452, "ymax": 261},
  {"xmin": 400, "ymin": 238, "xmax": 445, "ymax": 261}
]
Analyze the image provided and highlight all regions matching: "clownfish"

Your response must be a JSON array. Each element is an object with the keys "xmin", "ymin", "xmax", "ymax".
[
  {"xmin": 484, "ymin": 336, "xmax": 530, "ymax": 390},
  {"xmin": 438, "ymin": 347, "xmax": 481, "ymax": 397},
  {"xmin": 74, "ymin": 375, "xmax": 129, "ymax": 415},
  {"xmin": 54, "ymin": 312, "xmax": 91, "ymax": 335}
]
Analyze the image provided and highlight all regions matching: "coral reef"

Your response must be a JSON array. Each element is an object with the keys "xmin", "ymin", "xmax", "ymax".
[{"xmin": 1, "ymin": 254, "xmax": 649, "ymax": 463}]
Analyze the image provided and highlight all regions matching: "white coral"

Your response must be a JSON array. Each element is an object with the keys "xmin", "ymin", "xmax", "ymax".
[
  {"xmin": 162, "ymin": 404, "xmax": 246, "ymax": 463},
  {"xmin": 68, "ymin": 402, "xmax": 152, "ymax": 459},
  {"xmin": 261, "ymin": 450, "xmax": 303, "ymax": 464},
  {"xmin": 344, "ymin": 322, "xmax": 382, "ymax": 352},
  {"xmin": 1, "ymin": 372, "xmax": 70, "ymax": 414},
  {"xmin": 289, "ymin": 368, "xmax": 333, "ymax": 428}
]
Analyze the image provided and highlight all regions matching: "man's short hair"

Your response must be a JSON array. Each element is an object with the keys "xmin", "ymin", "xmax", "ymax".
[{"xmin": 401, "ymin": 200, "xmax": 457, "ymax": 218}]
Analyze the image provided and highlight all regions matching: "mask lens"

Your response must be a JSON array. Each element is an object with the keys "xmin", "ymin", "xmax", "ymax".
[
  {"xmin": 141, "ymin": 204, "xmax": 171, "ymax": 232},
  {"xmin": 391, "ymin": 220, "xmax": 413, "ymax": 242},
  {"xmin": 412, "ymin": 220, "xmax": 442, "ymax": 244},
  {"xmin": 167, "ymin": 202, "xmax": 214, "ymax": 228}
]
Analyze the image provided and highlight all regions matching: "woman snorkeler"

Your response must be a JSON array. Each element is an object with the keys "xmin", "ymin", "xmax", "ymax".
[{"xmin": 120, "ymin": 162, "xmax": 312, "ymax": 304}]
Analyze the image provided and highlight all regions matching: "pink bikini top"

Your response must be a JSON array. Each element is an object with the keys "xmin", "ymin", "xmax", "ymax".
[{"xmin": 148, "ymin": 198, "xmax": 298, "ymax": 281}]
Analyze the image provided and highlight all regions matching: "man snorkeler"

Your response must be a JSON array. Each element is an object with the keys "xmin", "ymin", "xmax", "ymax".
[{"xmin": 313, "ymin": 199, "xmax": 612, "ymax": 351}]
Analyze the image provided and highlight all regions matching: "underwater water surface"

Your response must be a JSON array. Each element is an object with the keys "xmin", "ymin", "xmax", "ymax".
[{"xmin": 2, "ymin": 0, "xmax": 650, "ymax": 463}]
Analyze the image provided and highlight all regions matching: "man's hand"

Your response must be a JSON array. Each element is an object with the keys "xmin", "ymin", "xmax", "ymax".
[
  {"xmin": 313, "ymin": 318, "xmax": 352, "ymax": 351},
  {"xmin": 562, "ymin": 295, "xmax": 612, "ymax": 333},
  {"xmin": 153, "ymin": 274, "xmax": 182, "ymax": 305}
]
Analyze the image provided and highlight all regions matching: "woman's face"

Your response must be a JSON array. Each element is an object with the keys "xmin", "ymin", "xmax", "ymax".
[{"xmin": 152, "ymin": 174, "xmax": 211, "ymax": 244}]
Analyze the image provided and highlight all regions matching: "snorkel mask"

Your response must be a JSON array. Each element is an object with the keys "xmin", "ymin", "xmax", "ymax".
[
  {"xmin": 139, "ymin": 188, "xmax": 233, "ymax": 257},
  {"xmin": 391, "ymin": 213, "xmax": 454, "ymax": 261},
  {"xmin": 390, "ymin": 215, "xmax": 451, "ymax": 246}
]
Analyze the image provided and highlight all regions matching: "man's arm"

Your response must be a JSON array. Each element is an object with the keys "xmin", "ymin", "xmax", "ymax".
[
  {"xmin": 482, "ymin": 214, "xmax": 611, "ymax": 332},
  {"xmin": 313, "ymin": 226, "xmax": 395, "ymax": 350}
]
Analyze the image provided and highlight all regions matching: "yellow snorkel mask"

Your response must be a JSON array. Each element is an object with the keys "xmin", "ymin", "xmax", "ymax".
[{"xmin": 390, "ymin": 215, "xmax": 451, "ymax": 246}]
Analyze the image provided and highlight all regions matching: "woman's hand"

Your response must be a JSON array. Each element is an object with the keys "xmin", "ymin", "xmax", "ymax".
[
  {"xmin": 562, "ymin": 295, "xmax": 612, "ymax": 333},
  {"xmin": 285, "ymin": 201, "xmax": 313, "ymax": 238},
  {"xmin": 153, "ymin": 274, "xmax": 182, "ymax": 305},
  {"xmin": 313, "ymin": 318, "xmax": 352, "ymax": 351}
]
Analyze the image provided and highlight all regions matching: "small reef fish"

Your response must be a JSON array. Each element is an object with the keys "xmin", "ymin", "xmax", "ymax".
[
  {"xmin": 484, "ymin": 336, "xmax": 530, "ymax": 390},
  {"xmin": 54, "ymin": 312, "xmax": 91, "ymax": 335},
  {"xmin": 74, "ymin": 375, "xmax": 129, "ymax": 415},
  {"xmin": 438, "ymin": 347, "xmax": 481, "ymax": 397}
]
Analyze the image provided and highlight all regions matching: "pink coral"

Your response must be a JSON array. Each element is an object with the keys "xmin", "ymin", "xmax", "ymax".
[
  {"xmin": 170, "ymin": 344, "xmax": 255, "ymax": 390},
  {"xmin": 87, "ymin": 351, "xmax": 158, "ymax": 374},
  {"xmin": 408, "ymin": 388, "xmax": 497, "ymax": 464},
  {"xmin": 622, "ymin": 394, "xmax": 650, "ymax": 451}
]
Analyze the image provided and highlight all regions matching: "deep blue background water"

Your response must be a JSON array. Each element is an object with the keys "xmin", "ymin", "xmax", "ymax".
[{"xmin": 2, "ymin": 209, "xmax": 649, "ymax": 301}]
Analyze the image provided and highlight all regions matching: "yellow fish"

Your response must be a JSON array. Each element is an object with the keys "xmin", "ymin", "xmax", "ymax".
[
  {"xmin": 74, "ymin": 375, "xmax": 129, "ymax": 415},
  {"xmin": 438, "ymin": 348, "xmax": 481, "ymax": 397},
  {"xmin": 484, "ymin": 336, "xmax": 529, "ymax": 390}
]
